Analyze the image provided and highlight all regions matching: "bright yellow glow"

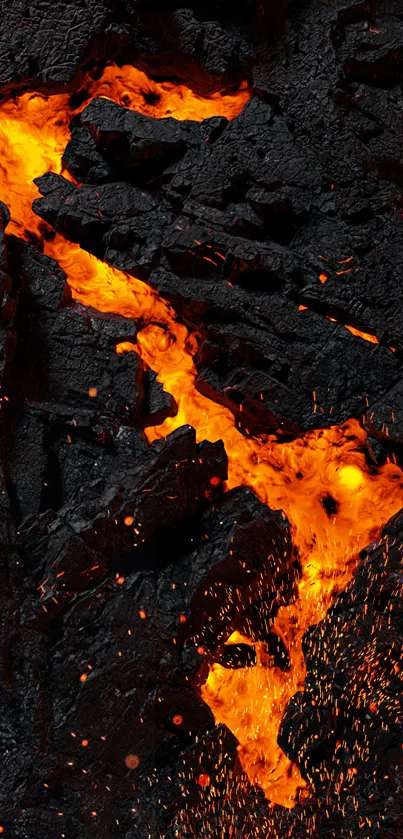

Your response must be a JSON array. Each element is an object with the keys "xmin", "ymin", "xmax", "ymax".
[{"xmin": 338, "ymin": 464, "xmax": 364, "ymax": 491}]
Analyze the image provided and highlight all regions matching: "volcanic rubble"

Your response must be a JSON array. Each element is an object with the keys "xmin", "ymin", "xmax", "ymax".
[{"xmin": 0, "ymin": 1, "xmax": 403, "ymax": 838}]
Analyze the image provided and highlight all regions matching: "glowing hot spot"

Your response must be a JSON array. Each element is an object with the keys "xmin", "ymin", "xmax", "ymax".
[
  {"xmin": 337, "ymin": 464, "xmax": 364, "ymax": 491},
  {"xmin": 125, "ymin": 754, "xmax": 140, "ymax": 769},
  {"xmin": 116, "ymin": 341, "xmax": 138, "ymax": 354}
]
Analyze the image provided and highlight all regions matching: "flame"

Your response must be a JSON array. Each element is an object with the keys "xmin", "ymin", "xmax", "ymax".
[{"xmin": 1, "ymin": 64, "xmax": 403, "ymax": 810}]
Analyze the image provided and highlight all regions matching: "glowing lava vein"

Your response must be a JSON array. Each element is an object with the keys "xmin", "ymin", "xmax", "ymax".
[{"xmin": 1, "ymin": 63, "xmax": 403, "ymax": 809}]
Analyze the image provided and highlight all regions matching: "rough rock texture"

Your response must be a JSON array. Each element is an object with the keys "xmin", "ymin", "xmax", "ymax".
[
  {"xmin": 0, "ymin": 202, "xmax": 16, "ymax": 388},
  {"xmin": 279, "ymin": 509, "xmax": 403, "ymax": 839},
  {"xmin": 4, "ymin": 235, "xmax": 177, "ymax": 522},
  {"xmin": 0, "ymin": 0, "xmax": 257, "ymax": 96},
  {"xmin": 0, "ymin": 416, "xmax": 295, "ymax": 837},
  {"xmin": 0, "ymin": 0, "xmax": 113, "ymax": 90}
]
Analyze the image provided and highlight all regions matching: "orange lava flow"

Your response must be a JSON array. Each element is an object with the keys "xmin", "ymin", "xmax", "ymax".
[{"xmin": 1, "ymin": 65, "xmax": 403, "ymax": 810}]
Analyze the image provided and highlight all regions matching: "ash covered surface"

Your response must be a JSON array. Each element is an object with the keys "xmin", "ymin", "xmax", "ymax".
[{"xmin": 0, "ymin": 1, "xmax": 403, "ymax": 838}]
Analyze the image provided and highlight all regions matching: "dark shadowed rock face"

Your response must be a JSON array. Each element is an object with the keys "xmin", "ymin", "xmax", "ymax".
[
  {"xmin": 1, "ymin": 233, "xmax": 180, "ymax": 525},
  {"xmin": 279, "ymin": 509, "xmax": 403, "ymax": 839},
  {"xmin": 0, "ymin": 1, "xmax": 403, "ymax": 839}
]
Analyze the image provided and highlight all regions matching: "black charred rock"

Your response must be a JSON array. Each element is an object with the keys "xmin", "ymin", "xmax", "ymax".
[
  {"xmin": 188, "ymin": 97, "xmax": 318, "ymax": 208},
  {"xmin": 0, "ymin": 202, "xmax": 16, "ymax": 387},
  {"xmin": 141, "ymin": 369, "xmax": 178, "ymax": 427},
  {"xmin": 6, "ymin": 238, "xmax": 142, "ymax": 426},
  {"xmin": 215, "ymin": 643, "xmax": 257, "ymax": 669},
  {"xmin": 0, "ymin": 0, "xmax": 111, "ymax": 90},
  {"xmin": 79, "ymin": 97, "xmax": 201, "ymax": 176},
  {"xmin": 33, "ymin": 173, "xmax": 157, "ymax": 252},
  {"xmin": 193, "ymin": 305, "xmax": 403, "ymax": 437},
  {"xmin": 279, "ymin": 508, "xmax": 403, "ymax": 835},
  {"xmin": 263, "ymin": 631, "xmax": 290, "ymax": 670},
  {"xmin": 104, "ymin": 207, "xmax": 175, "ymax": 278},
  {"xmin": 131, "ymin": 4, "xmax": 255, "ymax": 95},
  {"xmin": 3, "ymin": 413, "xmax": 298, "ymax": 837},
  {"xmin": 2, "ymin": 237, "xmax": 176, "ymax": 521},
  {"xmin": 161, "ymin": 217, "xmax": 298, "ymax": 287},
  {"xmin": 179, "ymin": 485, "xmax": 296, "ymax": 649},
  {"xmin": 17, "ymin": 425, "xmax": 227, "ymax": 585},
  {"xmin": 0, "ymin": 201, "xmax": 9, "ymax": 270},
  {"xmin": 34, "ymin": 172, "xmax": 175, "ymax": 278},
  {"xmin": 62, "ymin": 125, "xmax": 118, "ymax": 183},
  {"xmin": 47, "ymin": 426, "xmax": 147, "ymax": 512}
]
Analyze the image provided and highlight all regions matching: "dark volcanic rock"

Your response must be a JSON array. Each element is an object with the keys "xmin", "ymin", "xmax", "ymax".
[
  {"xmin": 193, "ymin": 300, "xmax": 402, "ymax": 437},
  {"xmin": 62, "ymin": 125, "xmax": 118, "ymax": 184},
  {"xmin": 33, "ymin": 186, "xmax": 403, "ymax": 439},
  {"xmin": 279, "ymin": 508, "xmax": 403, "ymax": 837},
  {"xmin": 131, "ymin": 3, "xmax": 255, "ymax": 94},
  {"xmin": 0, "ymin": 419, "xmax": 295, "ymax": 838},
  {"xmin": 142, "ymin": 369, "xmax": 178, "ymax": 427},
  {"xmin": 188, "ymin": 97, "xmax": 319, "ymax": 207},
  {"xmin": 8, "ymin": 237, "xmax": 142, "ymax": 428},
  {"xmin": 0, "ymin": 202, "xmax": 16, "ymax": 388},
  {"xmin": 177, "ymin": 485, "xmax": 297, "ymax": 649},
  {"xmin": 34, "ymin": 173, "xmax": 174, "ymax": 278},
  {"xmin": 28, "ymin": 425, "xmax": 227, "ymax": 569},
  {"xmin": 0, "ymin": 0, "xmax": 111, "ymax": 90},
  {"xmin": 79, "ymin": 97, "xmax": 201, "ymax": 173},
  {"xmin": 33, "ymin": 173, "xmax": 157, "ymax": 254},
  {"xmin": 31, "ymin": 32, "xmax": 403, "ymax": 442},
  {"xmin": 2, "ymin": 237, "xmax": 177, "ymax": 521}
]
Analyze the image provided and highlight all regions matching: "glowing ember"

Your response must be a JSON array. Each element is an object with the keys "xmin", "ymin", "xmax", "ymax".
[
  {"xmin": 344, "ymin": 325, "xmax": 379, "ymax": 344},
  {"xmin": 300, "ymin": 309, "xmax": 384, "ymax": 348},
  {"xmin": 0, "ymin": 62, "xmax": 402, "ymax": 811},
  {"xmin": 326, "ymin": 315, "xmax": 380, "ymax": 345},
  {"xmin": 125, "ymin": 754, "xmax": 140, "ymax": 769},
  {"xmin": 197, "ymin": 774, "xmax": 211, "ymax": 788},
  {"xmin": 116, "ymin": 342, "xmax": 138, "ymax": 355}
]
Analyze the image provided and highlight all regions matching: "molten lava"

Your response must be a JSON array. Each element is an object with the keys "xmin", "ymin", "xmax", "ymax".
[{"xmin": 1, "ymin": 62, "xmax": 403, "ymax": 810}]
